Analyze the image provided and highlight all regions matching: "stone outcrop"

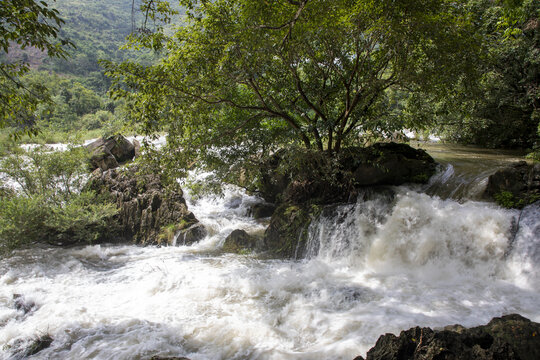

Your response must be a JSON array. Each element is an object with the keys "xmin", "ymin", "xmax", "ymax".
[
  {"xmin": 260, "ymin": 204, "xmax": 320, "ymax": 258},
  {"xmin": 485, "ymin": 161, "xmax": 540, "ymax": 208},
  {"xmin": 355, "ymin": 314, "xmax": 540, "ymax": 360},
  {"xmin": 86, "ymin": 166, "xmax": 205, "ymax": 245},
  {"xmin": 258, "ymin": 143, "xmax": 435, "ymax": 258},
  {"xmin": 258, "ymin": 143, "xmax": 436, "ymax": 205},
  {"xmin": 86, "ymin": 135, "xmax": 136, "ymax": 171}
]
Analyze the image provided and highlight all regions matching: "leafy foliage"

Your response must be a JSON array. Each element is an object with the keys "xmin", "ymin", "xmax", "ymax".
[
  {"xmin": 106, "ymin": 0, "xmax": 480, "ymax": 184},
  {"xmin": 0, "ymin": 0, "xmax": 73, "ymax": 133},
  {"xmin": 0, "ymin": 146, "xmax": 118, "ymax": 254},
  {"xmin": 411, "ymin": 0, "xmax": 539, "ymax": 150}
]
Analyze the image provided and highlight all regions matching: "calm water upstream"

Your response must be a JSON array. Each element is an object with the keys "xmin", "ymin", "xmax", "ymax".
[{"xmin": 0, "ymin": 145, "xmax": 539, "ymax": 360}]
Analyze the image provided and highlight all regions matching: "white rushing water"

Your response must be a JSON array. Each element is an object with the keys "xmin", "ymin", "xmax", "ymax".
[{"xmin": 1, "ymin": 158, "xmax": 540, "ymax": 359}]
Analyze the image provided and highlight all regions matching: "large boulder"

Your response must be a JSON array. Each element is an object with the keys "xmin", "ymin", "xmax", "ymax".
[
  {"xmin": 222, "ymin": 229, "xmax": 258, "ymax": 253},
  {"xmin": 86, "ymin": 135, "xmax": 136, "ymax": 171},
  {"xmin": 485, "ymin": 161, "xmax": 540, "ymax": 208},
  {"xmin": 258, "ymin": 143, "xmax": 436, "ymax": 205},
  {"xmin": 355, "ymin": 314, "xmax": 540, "ymax": 360},
  {"xmin": 86, "ymin": 166, "xmax": 205, "ymax": 245}
]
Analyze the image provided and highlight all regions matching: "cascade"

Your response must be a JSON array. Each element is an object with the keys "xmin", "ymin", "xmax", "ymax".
[{"xmin": 0, "ymin": 146, "xmax": 538, "ymax": 360}]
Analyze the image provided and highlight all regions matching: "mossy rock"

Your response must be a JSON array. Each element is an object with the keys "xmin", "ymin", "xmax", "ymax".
[
  {"xmin": 222, "ymin": 229, "xmax": 257, "ymax": 253},
  {"xmin": 486, "ymin": 162, "xmax": 540, "ymax": 208},
  {"xmin": 258, "ymin": 143, "xmax": 436, "ymax": 206},
  {"xmin": 261, "ymin": 203, "xmax": 322, "ymax": 258}
]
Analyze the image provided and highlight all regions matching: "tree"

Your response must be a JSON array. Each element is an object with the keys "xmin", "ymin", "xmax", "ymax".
[
  {"xmin": 106, "ymin": 0, "xmax": 480, "ymax": 180},
  {"xmin": 410, "ymin": 0, "xmax": 539, "ymax": 149},
  {"xmin": 0, "ymin": 0, "xmax": 73, "ymax": 133}
]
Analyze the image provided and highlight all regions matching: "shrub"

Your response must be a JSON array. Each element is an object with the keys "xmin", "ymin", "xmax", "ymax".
[{"xmin": 0, "ymin": 146, "xmax": 118, "ymax": 254}]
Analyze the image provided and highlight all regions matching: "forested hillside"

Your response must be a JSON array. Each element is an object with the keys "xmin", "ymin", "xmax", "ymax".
[{"xmin": 0, "ymin": 0, "xmax": 153, "ymax": 141}]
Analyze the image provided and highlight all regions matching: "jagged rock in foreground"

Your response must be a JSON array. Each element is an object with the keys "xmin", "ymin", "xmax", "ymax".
[
  {"xmin": 354, "ymin": 314, "xmax": 540, "ymax": 360},
  {"xmin": 86, "ymin": 134, "xmax": 136, "ymax": 171},
  {"xmin": 485, "ymin": 161, "xmax": 540, "ymax": 208},
  {"xmin": 86, "ymin": 166, "xmax": 206, "ymax": 245}
]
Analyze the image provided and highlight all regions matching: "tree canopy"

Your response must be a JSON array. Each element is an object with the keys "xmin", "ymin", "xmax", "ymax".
[
  {"xmin": 0, "ymin": 0, "xmax": 73, "ymax": 133},
  {"xmin": 106, "ymin": 0, "xmax": 482, "ymax": 181},
  {"xmin": 411, "ymin": 0, "xmax": 539, "ymax": 149}
]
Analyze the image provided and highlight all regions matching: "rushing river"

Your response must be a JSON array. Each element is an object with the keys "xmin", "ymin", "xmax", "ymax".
[{"xmin": 1, "ymin": 145, "xmax": 539, "ymax": 360}]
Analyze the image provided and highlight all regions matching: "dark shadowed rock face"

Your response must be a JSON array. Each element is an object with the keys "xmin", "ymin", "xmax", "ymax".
[
  {"xmin": 249, "ymin": 203, "xmax": 276, "ymax": 219},
  {"xmin": 86, "ymin": 166, "xmax": 204, "ymax": 245},
  {"xmin": 258, "ymin": 143, "xmax": 436, "ymax": 205},
  {"xmin": 260, "ymin": 204, "xmax": 321, "ymax": 258},
  {"xmin": 485, "ymin": 161, "xmax": 540, "ymax": 208},
  {"xmin": 354, "ymin": 314, "xmax": 540, "ymax": 360},
  {"xmin": 86, "ymin": 135, "xmax": 135, "ymax": 171}
]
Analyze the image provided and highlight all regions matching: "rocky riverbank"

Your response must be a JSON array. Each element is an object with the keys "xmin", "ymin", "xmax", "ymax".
[
  {"xmin": 16, "ymin": 314, "xmax": 538, "ymax": 359},
  {"xmin": 355, "ymin": 314, "xmax": 540, "ymax": 360}
]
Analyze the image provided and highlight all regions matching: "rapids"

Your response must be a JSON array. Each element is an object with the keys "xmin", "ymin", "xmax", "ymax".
[{"xmin": 0, "ymin": 145, "xmax": 539, "ymax": 360}]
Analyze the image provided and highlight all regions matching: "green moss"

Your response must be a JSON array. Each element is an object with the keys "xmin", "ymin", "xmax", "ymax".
[
  {"xmin": 412, "ymin": 172, "xmax": 430, "ymax": 183},
  {"xmin": 157, "ymin": 223, "xmax": 182, "ymax": 245},
  {"xmin": 494, "ymin": 190, "xmax": 540, "ymax": 209}
]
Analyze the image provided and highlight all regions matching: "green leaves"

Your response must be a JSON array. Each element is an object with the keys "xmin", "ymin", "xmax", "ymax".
[
  {"xmin": 1, "ymin": 0, "xmax": 74, "ymax": 133},
  {"xmin": 0, "ymin": 146, "xmax": 119, "ymax": 254},
  {"xmin": 109, "ymin": 0, "xmax": 482, "ymax": 185}
]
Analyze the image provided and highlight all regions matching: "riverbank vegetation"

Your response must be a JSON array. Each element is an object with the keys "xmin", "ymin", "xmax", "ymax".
[{"xmin": 0, "ymin": 146, "xmax": 117, "ymax": 254}]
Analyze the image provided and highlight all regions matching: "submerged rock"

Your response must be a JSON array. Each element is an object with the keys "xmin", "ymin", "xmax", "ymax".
[
  {"xmin": 222, "ymin": 229, "xmax": 257, "ymax": 253},
  {"xmin": 485, "ymin": 161, "xmax": 540, "ymax": 208},
  {"xmin": 8, "ymin": 334, "xmax": 54, "ymax": 358},
  {"xmin": 86, "ymin": 166, "xmax": 204, "ymax": 245},
  {"xmin": 86, "ymin": 135, "xmax": 136, "ymax": 171},
  {"xmin": 355, "ymin": 314, "xmax": 540, "ymax": 360},
  {"xmin": 13, "ymin": 294, "xmax": 35, "ymax": 315}
]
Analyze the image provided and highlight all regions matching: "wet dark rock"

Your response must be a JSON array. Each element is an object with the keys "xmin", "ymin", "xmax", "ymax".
[
  {"xmin": 86, "ymin": 135, "xmax": 135, "ymax": 171},
  {"xmin": 222, "ymin": 229, "xmax": 257, "ymax": 253},
  {"xmin": 86, "ymin": 166, "xmax": 202, "ymax": 245},
  {"xmin": 485, "ymin": 161, "xmax": 540, "ymax": 208},
  {"xmin": 249, "ymin": 203, "xmax": 276, "ymax": 219},
  {"xmin": 9, "ymin": 334, "xmax": 54, "ymax": 358},
  {"xmin": 261, "ymin": 204, "xmax": 321, "ymax": 258},
  {"xmin": 258, "ymin": 144, "xmax": 435, "ymax": 258},
  {"xmin": 25, "ymin": 335, "xmax": 53, "ymax": 356},
  {"xmin": 13, "ymin": 294, "xmax": 35, "ymax": 315},
  {"xmin": 356, "ymin": 314, "xmax": 540, "ymax": 360},
  {"xmin": 258, "ymin": 143, "xmax": 436, "ymax": 206},
  {"xmin": 175, "ymin": 223, "xmax": 207, "ymax": 245}
]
